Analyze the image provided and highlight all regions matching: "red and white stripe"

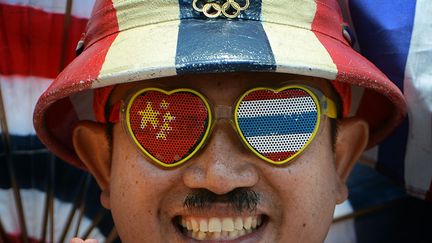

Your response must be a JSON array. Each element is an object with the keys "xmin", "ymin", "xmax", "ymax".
[
  {"xmin": 0, "ymin": 0, "xmax": 93, "ymax": 18},
  {"xmin": 237, "ymin": 97, "xmax": 318, "ymax": 117},
  {"xmin": 0, "ymin": 0, "xmax": 93, "ymax": 135},
  {"xmin": 0, "ymin": 1, "xmax": 98, "ymax": 241},
  {"xmin": 0, "ymin": 75, "xmax": 51, "ymax": 135}
]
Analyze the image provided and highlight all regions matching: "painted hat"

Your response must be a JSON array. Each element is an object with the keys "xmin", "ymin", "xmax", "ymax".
[{"xmin": 33, "ymin": 0, "xmax": 406, "ymax": 169}]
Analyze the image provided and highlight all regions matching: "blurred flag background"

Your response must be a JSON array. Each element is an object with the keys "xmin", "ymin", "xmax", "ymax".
[
  {"xmin": 328, "ymin": 0, "xmax": 432, "ymax": 242},
  {"xmin": 347, "ymin": 0, "xmax": 432, "ymax": 201},
  {"xmin": 0, "ymin": 0, "xmax": 117, "ymax": 242},
  {"xmin": 0, "ymin": 0, "xmax": 431, "ymax": 242}
]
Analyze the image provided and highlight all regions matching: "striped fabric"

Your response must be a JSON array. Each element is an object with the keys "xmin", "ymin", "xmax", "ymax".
[
  {"xmin": 348, "ymin": 0, "xmax": 432, "ymax": 200},
  {"xmin": 92, "ymin": 0, "xmax": 343, "ymax": 86},
  {"xmin": 0, "ymin": 0, "xmax": 114, "ymax": 242},
  {"xmin": 0, "ymin": 0, "xmax": 89, "ymax": 138},
  {"xmin": 237, "ymin": 89, "xmax": 318, "ymax": 162},
  {"xmin": 0, "ymin": 0, "xmax": 93, "ymax": 18}
]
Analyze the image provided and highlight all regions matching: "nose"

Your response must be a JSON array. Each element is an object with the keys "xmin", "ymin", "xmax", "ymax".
[{"xmin": 182, "ymin": 122, "xmax": 259, "ymax": 195}]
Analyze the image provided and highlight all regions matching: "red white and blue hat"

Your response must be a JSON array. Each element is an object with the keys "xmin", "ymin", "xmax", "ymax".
[{"xmin": 33, "ymin": 0, "xmax": 407, "ymax": 169}]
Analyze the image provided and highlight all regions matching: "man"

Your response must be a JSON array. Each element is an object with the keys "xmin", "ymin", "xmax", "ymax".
[{"xmin": 33, "ymin": 0, "xmax": 406, "ymax": 242}]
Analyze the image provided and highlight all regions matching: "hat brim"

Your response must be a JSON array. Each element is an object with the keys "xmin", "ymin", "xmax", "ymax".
[{"xmin": 34, "ymin": 19, "xmax": 406, "ymax": 168}]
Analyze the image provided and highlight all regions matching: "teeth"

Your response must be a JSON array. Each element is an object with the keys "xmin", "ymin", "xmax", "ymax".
[
  {"xmin": 208, "ymin": 217, "xmax": 222, "ymax": 232},
  {"xmin": 222, "ymin": 218, "xmax": 235, "ymax": 232},
  {"xmin": 244, "ymin": 217, "xmax": 252, "ymax": 230},
  {"xmin": 191, "ymin": 218, "xmax": 199, "ymax": 232},
  {"xmin": 212, "ymin": 232, "xmax": 221, "ymax": 239},
  {"xmin": 234, "ymin": 217, "xmax": 243, "ymax": 230},
  {"xmin": 251, "ymin": 217, "xmax": 257, "ymax": 228},
  {"xmin": 197, "ymin": 231, "xmax": 206, "ymax": 240},
  {"xmin": 228, "ymin": 230, "xmax": 239, "ymax": 239},
  {"xmin": 199, "ymin": 219, "xmax": 208, "ymax": 232},
  {"xmin": 186, "ymin": 221, "xmax": 192, "ymax": 231},
  {"xmin": 182, "ymin": 215, "xmax": 264, "ymax": 241},
  {"xmin": 257, "ymin": 216, "xmax": 262, "ymax": 226}
]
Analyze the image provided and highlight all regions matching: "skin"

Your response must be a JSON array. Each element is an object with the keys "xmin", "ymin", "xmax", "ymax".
[{"xmin": 72, "ymin": 73, "xmax": 369, "ymax": 243}]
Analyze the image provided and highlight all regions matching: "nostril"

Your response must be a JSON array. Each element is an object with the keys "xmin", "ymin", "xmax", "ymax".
[{"xmin": 183, "ymin": 162, "xmax": 258, "ymax": 195}]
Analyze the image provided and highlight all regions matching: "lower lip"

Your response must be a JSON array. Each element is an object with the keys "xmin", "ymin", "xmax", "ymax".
[{"xmin": 173, "ymin": 216, "xmax": 269, "ymax": 242}]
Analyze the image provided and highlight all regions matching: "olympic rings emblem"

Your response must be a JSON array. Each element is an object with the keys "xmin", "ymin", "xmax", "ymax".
[{"xmin": 192, "ymin": 0, "xmax": 250, "ymax": 19}]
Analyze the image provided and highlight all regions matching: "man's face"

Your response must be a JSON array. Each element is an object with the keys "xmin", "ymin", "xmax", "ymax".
[{"xmin": 104, "ymin": 73, "xmax": 347, "ymax": 242}]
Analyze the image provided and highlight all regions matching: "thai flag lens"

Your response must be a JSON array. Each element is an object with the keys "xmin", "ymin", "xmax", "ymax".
[
  {"xmin": 235, "ymin": 87, "xmax": 320, "ymax": 164},
  {"xmin": 126, "ymin": 88, "xmax": 211, "ymax": 167}
]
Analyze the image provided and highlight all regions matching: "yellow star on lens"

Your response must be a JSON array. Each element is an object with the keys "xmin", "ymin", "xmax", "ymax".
[
  {"xmin": 156, "ymin": 131, "xmax": 167, "ymax": 139},
  {"xmin": 155, "ymin": 112, "xmax": 175, "ymax": 140},
  {"xmin": 160, "ymin": 99, "xmax": 169, "ymax": 109},
  {"xmin": 138, "ymin": 102, "xmax": 159, "ymax": 129},
  {"xmin": 163, "ymin": 112, "xmax": 174, "ymax": 125}
]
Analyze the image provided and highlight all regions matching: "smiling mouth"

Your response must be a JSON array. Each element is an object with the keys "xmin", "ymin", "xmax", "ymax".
[{"xmin": 174, "ymin": 215, "xmax": 267, "ymax": 241}]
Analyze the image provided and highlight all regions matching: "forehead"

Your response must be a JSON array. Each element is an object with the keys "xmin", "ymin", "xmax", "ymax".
[{"xmin": 109, "ymin": 72, "xmax": 334, "ymax": 105}]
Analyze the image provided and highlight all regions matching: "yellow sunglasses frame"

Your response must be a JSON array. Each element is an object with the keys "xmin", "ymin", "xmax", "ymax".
[
  {"xmin": 233, "ymin": 85, "xmax": 335, "ymax": 165},
  {"xmin": 122, "ymin": 85, "xmax": 337, "ymax": 168},
  {"xmin": 124, "ymin": 87, "xmax": 213, "ymax": 168}
]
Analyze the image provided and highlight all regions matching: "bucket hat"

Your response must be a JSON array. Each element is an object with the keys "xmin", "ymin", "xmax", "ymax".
[{"xmin": 33, "ymin": 0, "xmax": 406, "ymax": 169}]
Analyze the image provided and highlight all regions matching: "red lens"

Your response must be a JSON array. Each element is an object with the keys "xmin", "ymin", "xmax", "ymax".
[{"xmin": 127, "ymin": 89, "xmax": 210, "ymax": 165}]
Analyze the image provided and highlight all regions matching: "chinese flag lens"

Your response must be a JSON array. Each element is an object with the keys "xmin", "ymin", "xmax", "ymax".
[
  {"xmin": 236, "ymin": 88, "xmax": 319, "ymax": 163},
  {"xmin": 127, "ymin": 90, "xmax": 210, "ymax": 165}
]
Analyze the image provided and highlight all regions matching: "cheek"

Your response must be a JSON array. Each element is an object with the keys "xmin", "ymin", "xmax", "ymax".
[
  {"xmin": 261, "ymin": 134, "xmax": 338, "ymax": 241},
  {"xmin": 108, "ymin": 125, "xmax": 181, "ymax": 241}
]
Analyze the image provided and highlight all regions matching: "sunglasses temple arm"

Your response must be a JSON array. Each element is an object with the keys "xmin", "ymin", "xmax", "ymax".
[{"xmin": 324, "ymin": 97, "xmax": 338, "ymax": 119}]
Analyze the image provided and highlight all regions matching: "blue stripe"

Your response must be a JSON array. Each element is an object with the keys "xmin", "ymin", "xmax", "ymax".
[
  {"xmin": 0, "ymin": 140, "xmax": 116, "ymax": 236},
  {"xmin": 176, "ymin": 0, "xmax": 276, "ymax": 74},
  {"xmin": 349, "ymin": 1, "xmax": 416, "ymax": 182},
  {"xmin": 0, "ymin": 152, "xmax": 115, "ymax": 236},
  {"xmin": 238, "ymin": 112, "xmax": 317, "ymax": 137},
  {"xmin": 376, "ymin": 118, "xmax": 409, "ymax": 183},
  {"xmin": 0, "ymin": 134, "xmax": 46, "ymax": 151},
  {"xmin": 349, "ymin": 1, "xmax": 416, "ymax": 90}
]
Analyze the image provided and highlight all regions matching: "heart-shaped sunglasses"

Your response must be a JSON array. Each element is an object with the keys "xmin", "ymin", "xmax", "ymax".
[{"xmin": 109, "ymin": 84, "xmax": 337, "ymax": 168}]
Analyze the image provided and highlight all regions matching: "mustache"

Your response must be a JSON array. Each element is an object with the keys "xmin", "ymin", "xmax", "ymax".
[{"xmin": 183, "ymin": 188, "xmax": 261, "ymax": 213}]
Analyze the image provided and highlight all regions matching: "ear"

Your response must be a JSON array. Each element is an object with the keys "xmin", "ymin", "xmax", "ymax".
[
  {"xmin": 72, "ymin": 121, "xmax": 112, "ymax": 209},
  {"xmin": 334, "ymin": 117, "xmax": 369, "ymax": 203}
]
